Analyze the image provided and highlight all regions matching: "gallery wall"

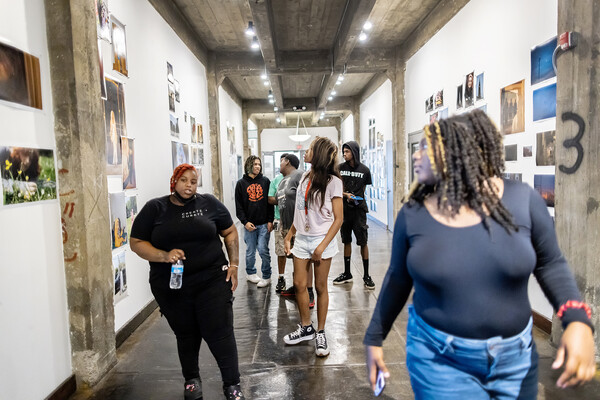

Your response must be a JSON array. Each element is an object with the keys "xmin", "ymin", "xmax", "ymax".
[
  {"xmin": 0, "ymin": 1, "xmax": 72, "ymax": 399},
  {"xmin": 404, "ymin": 0, "xmax": 557, "ymax": 318},
  {"xmin": 219, "ymin": 87, "xmax": 244, "ymax": 213},
  {"xmin": 359, "ymin": 79, "xmax": 393, "ymax": 226},
  {"xmin": 260, "ymin": 126, "xmax": 339, "ymax": 157},
  {"xmin": 341, "ymin": 114, "xmax": 354, "ymax": 144}
]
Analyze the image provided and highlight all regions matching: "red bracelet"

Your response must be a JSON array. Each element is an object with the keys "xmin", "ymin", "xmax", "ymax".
[{"xmin": 556, "ymin": 300, "xmax": 592, "ymax": 319}]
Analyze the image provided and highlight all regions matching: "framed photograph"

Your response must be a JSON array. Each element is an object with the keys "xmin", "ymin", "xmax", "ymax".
[
  {"xmin": 504, "ymin": 144, "xmax": 518, "ymax": 162},
  {"xmin": 536, "ymin": 130, "xmax": 555, "ymax": 166},
  {"xmin": 533, "ymin": 83, "xmax": 556, "ymax": 121},
  {"xmin": 0, "ymin": 42, "xmax": 43, "ymax": 109},
  {"xmin": 523, "ymin": 145, "xmax": 533, "ymax": 157},
  {"xmin": 476, "ymin": 72, "xmax": 484, "ymax": 101},
  {"xmin": 104, "ymin": 76, "xmax": 127, "ymax": 174},
  {"xmin": 171, "ymin": 141, "xmax": 189, "ymax": 169},
  {"xmin": 500, "ymin": 80, "xmax": 525, "ymax": 135},
  {"xmin": 465, "ymin": 72, "xmax": 474, "ymax": 107},
  {"xmin": 95, "ymin": 0, "xmax": 111, "ymax": 42},
  {"xmin": 531, "ymin": 37, "xmax": 557, "ymax": 85},
  {"xmin": 109, "ymin": 191, "xmax": 127, "ymax": 249},
  {"xmin": 122, "ymin": 137, "xmax": 136, "ymax": 189},
  {"xmin": 534, "ymin": 174, "xmax": 555, "ymax": 207},
  {"xmin": 456, "ymin": 84, "xmax": 463, "ymax": 109},
  {"xmin": 111, "ymin": 16, "xmax": 128, "ymax": 77},
  {"xmin": 1, "ymin": 147, "xmax": 57, "ymax": 205}
]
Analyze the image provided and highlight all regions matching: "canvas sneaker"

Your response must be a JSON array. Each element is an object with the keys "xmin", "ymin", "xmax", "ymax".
[
  {"xmin": 284, "ymin": 323, "xmax": 316, "ymax": 345},
  {"xmin": 275, "ymin": 276, "xmax": 286, "ymax": 293},
  {"xmin": 246, "ymin": 273, "xmax": 260, "ymax": 284},
  {"xmin": 257, "ymin": 278, "xmax": 271, "ymax": 288},
  {"xmin": 223, "ymin": 384, "xmax": 245, "ymax": 400},
  {"xmin": 280, "ymin": 286, "xmax": 296, "ymax": 296},
  {"xmin": 184, "ymin": 378, "xmax": 202, "ymax": 400},
  {"xmin": 333, "ymin": 272, "xmax": 353, "ymax": 285},
  {"xmin": 315, "ymin": 330, "xmax": 330, "ymax": 356},
  {"xmin": 363, "ymin": 275, "xmax": 375, "ymax": 290}
]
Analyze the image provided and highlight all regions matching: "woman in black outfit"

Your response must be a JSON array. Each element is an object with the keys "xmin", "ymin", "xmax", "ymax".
[
  {"xmin": 364, "ymin": 110, "xmax": 595, "ymax": 399},
  {"xmin": 130, "ymin": 164, "xmax": 245, "ymax": 400}
]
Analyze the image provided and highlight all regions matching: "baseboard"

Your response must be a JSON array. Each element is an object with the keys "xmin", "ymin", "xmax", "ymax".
[
  {"xmin": 115, "ymin": 299, "xmax": 158, "ymax": 348},
  {"xmin": 367, "ymin": 214, "xmax": 388, "ymax": 229},
  {"xmin": 532, "ymin": 310, "xmax": 552, "ymax": 334},
  {"xmin": 44, "ymin": 374, "xmax": 76, "ymax": 400}
]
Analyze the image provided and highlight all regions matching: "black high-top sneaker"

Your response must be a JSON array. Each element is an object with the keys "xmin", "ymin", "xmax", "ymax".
[
  {"xmin": 184, "ymin": 377, "xmax": 202, "ymax": 400},
  {"xmin": 223, "ymin": 384, "xmax": 245, "ymax": 400}
]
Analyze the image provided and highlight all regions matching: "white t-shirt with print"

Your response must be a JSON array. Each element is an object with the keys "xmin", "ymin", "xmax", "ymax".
[{"xmin": 293, "ymin": 172, "xmax": 343, "ymax": 236}]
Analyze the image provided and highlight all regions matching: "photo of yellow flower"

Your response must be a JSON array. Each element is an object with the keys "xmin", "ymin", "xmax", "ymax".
[{"xmin": 1, "ymin": 146, "xmax": 57, "ymax": 205}]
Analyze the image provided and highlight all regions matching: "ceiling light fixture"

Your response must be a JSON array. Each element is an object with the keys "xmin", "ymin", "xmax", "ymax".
[
  {"xmin": 276, "ymin": 116, "xmax": 281, "ymax": 123},
  {"xmin": 289, "ymin": 112, "xmax": 311, "ymax": 142},
  {"xmin": 274, "ymin": 106, "xmax": 278, "ymax": 111},
  {"xmin": 261, "ymin": 71, "xmax": 268, "ymax": 80},
  {"xmin": 327, "ymin": 95, "xmax": 333, "ymax": 101},
  {"xmin": 245, "ymin": 21, "xmax": 255, "ymax": 36},
  {"xmin": 359, "ymin": 31, "xmax": 367, "ymax": 41},
  {"xmin": 269, "ymin": 98, "xmax": 275, "ymax": 104},
  {"xmin": 363, "ymin": 21, "xmax": 372, "ymax": 31},
  {"xmin": 263, "ymin": 80, "xmax": 270, "ymax": 86},
  {"xmin": 251, "ymin": 36, "xmax": 260, "ymax": 50},
  {"xmin": 268, "ymin": 89, "xmax": 273, "ymax": 98},
  {"xmin": 331, "ymin": 90, "xmax": 337, "ymax": 96}
]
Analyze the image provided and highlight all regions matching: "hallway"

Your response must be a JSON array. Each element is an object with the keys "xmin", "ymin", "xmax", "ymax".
[{"xmin": 71, "ymin": 222, "xmax": 599, "ymax": 400}]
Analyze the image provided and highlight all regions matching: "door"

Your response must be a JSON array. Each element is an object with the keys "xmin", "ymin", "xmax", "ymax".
[{"xmin": 386, "ymin": 140, "xmax": 394, "ymax": 231}]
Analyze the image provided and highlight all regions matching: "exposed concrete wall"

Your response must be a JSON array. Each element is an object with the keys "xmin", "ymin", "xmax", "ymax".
[
  {"xmin": 207, "ymin": 51, "xmax": 223, "ymax": 201},
  {"xmin": 391, "ymin": 49, "xmax": 408, "ymax": 217},
  {"xmin": 553, "ymin": 0, "xmax": 600, "ymax": 349},
  {"xmin": 44, "ymin": 0, "xmax": 116, "ymax": 386}
]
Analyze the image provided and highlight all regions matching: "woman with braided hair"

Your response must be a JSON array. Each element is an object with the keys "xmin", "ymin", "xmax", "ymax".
[
  {"xmin": 130, "ymin": 164, "xmax": 245, "ymax": 400},
  {"xmin": 364, "ymin": 109, "xmax": 595, "ymax": 399}
]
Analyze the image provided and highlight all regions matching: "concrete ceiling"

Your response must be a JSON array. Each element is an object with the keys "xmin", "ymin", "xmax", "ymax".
[{"xmin": 149, "ymin": 0, "xmax": 446, "ymax": 125}]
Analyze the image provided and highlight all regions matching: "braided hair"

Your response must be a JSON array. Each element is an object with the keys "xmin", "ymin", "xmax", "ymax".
[{"xmin": 408, "ymin": 109, "xmax": 517, "ymax": 232}]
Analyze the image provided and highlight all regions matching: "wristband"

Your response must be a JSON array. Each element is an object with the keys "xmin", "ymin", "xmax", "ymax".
[{"xmin": 556, "ymin": 300, "xmax": 592, "ymax": 319}]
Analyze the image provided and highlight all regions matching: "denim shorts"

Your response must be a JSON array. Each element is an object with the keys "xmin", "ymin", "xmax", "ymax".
[
  {"xmin": 405, "ymin": 305, "xmax": 538, "ymax": 400},
  {"xmin": 291, "ymin": 233, "xmax": 339, "ymax": 260}
]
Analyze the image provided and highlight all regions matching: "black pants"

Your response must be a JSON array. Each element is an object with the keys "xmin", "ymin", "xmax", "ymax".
[{"xmin": 151, "ymin": 272, "xmax": 240, "ymax": 386}]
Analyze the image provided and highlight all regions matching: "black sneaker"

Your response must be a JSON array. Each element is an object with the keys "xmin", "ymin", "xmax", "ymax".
[
  {"xmin": 275, "ymin": 276, "xmax": 286, "ymax": 293},
  {"xmin": 333, "ymin": 272, "xmax": 353, "ymax": 285},
  {"xmin": 184, "ymin": 378, "xmax": 202, "ymax": 400},
  {"xmin": 280, "ymin": 286, "xmax": 296, "ymax": 297},
  {"xmin": 315, "ymin": 330, "xmax": 330, "ymax": 356},
  {"xmin": 284, "ymin": 323, "xmax": 316, "ymax": 345},
  {"xmin": 223, "ymin": 384, "xmax": 245, "ymax": 400},
  {"xmin": 363, "ymin": 275, "xmax": 375, "ymax": 290},
  {"xmin": 309, "ymin": 290, "xmax": 315, "ymax": 309}
]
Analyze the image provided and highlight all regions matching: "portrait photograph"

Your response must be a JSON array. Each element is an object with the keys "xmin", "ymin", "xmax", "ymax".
[
  {"xmin": 476, "ymin": 72, "xmax": 484, "ymax": 101},
  {"xmin": 504, "ymin": 144, "xmax": 518, "ymax": 162},
  {"xmin": 531, "ymin": 37, "xmax": 557, "ymax": 85},
  {"xmin": 534, "ymin": 174, "xmax": 555, "ymax": 207},
  {"xmin": 533, "ymin": 83, "xmax": 556, "ymax": 121},
  {"xmin": 456, "ymin": 84, "xmax": 463, "ymax": 109},
  {"xmin": 536, "ymin": 130, "xmax": 556, "ymax": 166},
  {"xmin": 1, "ymin": 146, "xmax": 57, "ymax": 205},
  {"xmin": 464, "ymin": 71, "xmax": 474, "ymax": 107},
  {"xmin": 0, "ymin": 41, "xmax": 42, "ymax": 109},
  {"xmin": 171, "ymin": 141, "xmax": 189, "ymax": 170},
  {"xmin": 435, "ymin": 90, "xmax": 443, "ymax": 109},
  {"xmin": 111, "ymin": 16, "xmax": 128, "ymax": 77},
  {"xmin": 109, "ymin": 191, "xmax": 127, "ymax": 249},
  {"xmin": 104, "ymin": 76, "xmax": 126, "ymax": 174},
  {"xmin": 500, "ymin": 80, "xmax": 525, "ymax": 135},
  {"xmin": 122, "ymin": 137, "xmax": 136, "ymax": 189},
  {"xmin": 95, "ymin": 0, "xmax": 111, "ymax": 42},
  {"xmin": 125, "ymin": 194, "xmax": 137, "ymax": 239}
]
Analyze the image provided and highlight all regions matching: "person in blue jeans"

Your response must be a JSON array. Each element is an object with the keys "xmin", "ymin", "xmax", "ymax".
[
  {"xmin": 364, "ymin": 109, "xmax": 595, "ymax": 399},
  {"xmin": 235, "ymin": 156, "xmax": 274, "ymax": 287}
]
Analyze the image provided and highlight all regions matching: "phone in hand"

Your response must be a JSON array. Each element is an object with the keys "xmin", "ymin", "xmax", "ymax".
[{"xmin": 374, "ymin": 369, "xmax": 386, "ymax": 397}]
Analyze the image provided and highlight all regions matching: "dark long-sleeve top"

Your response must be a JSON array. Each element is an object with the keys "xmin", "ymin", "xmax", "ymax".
[
  {"xmin": 364, "ymin": 179, "xmax": 592, "ymax": 346},
  {"xmin": 234, "ymin": 173, "xmax": 274, "ymax": 226}
]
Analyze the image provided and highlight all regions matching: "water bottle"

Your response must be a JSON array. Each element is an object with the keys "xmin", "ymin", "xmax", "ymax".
[{"xmin": 170, "ymin": 259, "xmax": 184, "ymax": 289}]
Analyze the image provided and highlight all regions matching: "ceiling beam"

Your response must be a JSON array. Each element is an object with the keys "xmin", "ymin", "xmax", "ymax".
[
  {"xmin": 248, "ymin": 0, "xmax": 284, "ymax": 108},
  {"xmin": 147, "ymin": 0, "xmax": 208, "ymax": 65},
  {"xmin": 316, "ymin": 0, "xmax": 377, "ymax": 109},
  {"xmin": 245, "ymin": 96, "xmax": 353, "ymax": 115}
]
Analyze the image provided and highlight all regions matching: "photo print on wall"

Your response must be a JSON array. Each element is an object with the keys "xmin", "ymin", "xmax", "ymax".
[
  {"xmin": 96, "ymin": 0, "xmax": 111, "ymax": 42},
  {"xmin": 504, "ymin": 144, "xmax": 518, "ymax": 162},
  {"xmin": 125, "ymin": 194, "xmax": 137, "ymax": 239},
  {"xmin": 523, "ymin": 145, "xmax": 533, "ymax": 157},
  {"xmin": 456, "ymin": 84, "xmax": 463, "ymax": 109},
  {"xmin": 435, "ymin": 90, "xmax": 443, "ymax": 108},
  {"xmin": 104, "ymin": 76, "xmax": 127, "ymax": 174},
  {"xmin": 476, "ymin": 72, "xmax": 484, "ymax": 101},
  {"xmin": 427, "ymin": 95, "xmax": 434, "ymax": 112},
  {"xmin": 170, "ymin": 114, "xmax": 179, "ymax": 138},
  {"xmin": 500, "ymin": 80, "xmax": 525, "ymax": 135},
  {"xmin": 109, "ymin": 191, "xmax": 127, "ymax": 249},
  {"xmin": 533, "ymin": 83, "xmax": 556, "ymax": 121},
  {"xmin": 98, "ymin": 39, "xmax": 107, "ymax": 99},
  {"xmin": 531, "ymin": 37, "xmax": 557, "ymax": 85},
  {"xmin": 167, "ymin": 61, "xmax": 174, "ymax": 83},
  {"xmin": 0, "ymin": 41, "xmax": 43, "ymax": 109},
  {"xmin": 536, "ymin": 130, "xmax": 556, "ymax": 166},
  {"xmin": 168, "ymin": 83, "xmax": 176, "ymax": 112},
  {"xmin": 171, "ymin": 141, "xmax": 189, "ymax": 170},
  {"xmin": 122, "ymin": 137, "xmax": 136, "ymax": 190},
  {"xmin": 1, "ymin": 146, "xmax": 57, "ymax": 205},
  {"xmin": 174, "ymin": 80, "xmax": 181, "ymax": 102},
  {"xmin": 503, "ymin": 172, "xmax": 522, "ymax": 182},
  {"xmin": 111, "ymin": 16, "xmax": 128, "ymax": 77},
  {"xmin": 112, "ymin": 251, "xmax": 127, "ymax": 303},
  {"xmin": 464, "ymin": 71, "xmax": 474, "ymax": 107},
  {"xmin": 534, "ymin": 174, "xmax": 555, "ymax": 207}
]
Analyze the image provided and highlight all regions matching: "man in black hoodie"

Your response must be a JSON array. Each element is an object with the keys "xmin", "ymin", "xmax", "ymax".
[
  {"xmin": 235, "ymin": 156, "xmax": 274, "ymax": 288},
  {"xmin": 334, "ymin": 141, "xmax": 375, "ymax": 289}
]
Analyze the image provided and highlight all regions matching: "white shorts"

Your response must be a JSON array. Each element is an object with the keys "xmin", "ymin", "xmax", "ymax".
[{"xmin": 291, "ymin": 234, "xmax": 339, "ymax": 260}]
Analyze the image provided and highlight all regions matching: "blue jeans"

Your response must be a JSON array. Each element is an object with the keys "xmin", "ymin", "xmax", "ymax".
[
  {"xmin": 406, "ymin": 305, "xmax": 538, "ymax": 400},
  {"xmin": 244, "ymin": 223, "xmax": 271, "ymax": 279}
]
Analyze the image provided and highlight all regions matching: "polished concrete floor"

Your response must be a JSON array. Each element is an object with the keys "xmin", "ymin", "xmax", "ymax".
[{"xmin": 71, "ymin": 221, "xmax": 599, "ymax": 399}]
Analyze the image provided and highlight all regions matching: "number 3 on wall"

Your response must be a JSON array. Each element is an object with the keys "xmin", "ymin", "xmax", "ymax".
[{"xmin": 559, "ymin": 112, "xmax": 585, "ymax": 174}]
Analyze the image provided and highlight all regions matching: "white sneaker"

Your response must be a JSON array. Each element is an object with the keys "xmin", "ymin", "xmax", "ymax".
[
  {"xmin": 246, "ymin": 274, "xmax": 260, "ymax": 284},
  {"xmin": 315, "ymin": 330, "xmax": 330, "ymax": 356},
  {"xmin": 257, "ymin": 278, "xmax": 271, "ymax": 288}
]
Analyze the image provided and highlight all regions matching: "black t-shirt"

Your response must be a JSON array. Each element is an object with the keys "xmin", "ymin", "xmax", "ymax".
[
  {"xmin": 339, "ymin": 161, "xmax": 372, "ymax": 211},
  {"xmin": 130, "ymin": 194, "xmax": 233, "ymax": 289}
]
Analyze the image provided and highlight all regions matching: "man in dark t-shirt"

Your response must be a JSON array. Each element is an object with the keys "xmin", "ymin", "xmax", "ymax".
[{"xmin": 334, "ymin": 140, "xmax": 375, "ymax": 289}]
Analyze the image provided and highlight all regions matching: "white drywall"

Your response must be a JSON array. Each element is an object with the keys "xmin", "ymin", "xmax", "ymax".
[
  {"xmin": 341, "ymin": 114, "xmax": 354, "ymax": 144},
  {"xmin": 219, "ymin": 87, "xmax": 243, "ymax": 213}
]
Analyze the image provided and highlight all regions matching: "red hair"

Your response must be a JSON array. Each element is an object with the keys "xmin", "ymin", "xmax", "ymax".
[{"xmin": 170, "ymin": 163, "xmax": 197, "ymax": 192}]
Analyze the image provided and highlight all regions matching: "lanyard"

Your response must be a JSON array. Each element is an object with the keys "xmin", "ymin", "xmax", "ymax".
[{"xmin": 304, "ymin": 180, "xmax": 311, "ymax": 216}]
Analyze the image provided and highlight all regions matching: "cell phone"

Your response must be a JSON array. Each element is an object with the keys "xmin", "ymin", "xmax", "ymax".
[{"xmin": 374, "ymin": 370, "xmax": 386, "ymax": 397}]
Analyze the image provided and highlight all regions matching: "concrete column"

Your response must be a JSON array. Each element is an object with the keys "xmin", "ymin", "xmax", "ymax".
[
  {"xmin": 206, "ymin": 51, "xmax": 223, "ymax": 201},
  {"xmin": 242, "ymin": 104, "xmax": 250, "ymax": 159},
  {"xmin": 352, "ymin": 99, "xmax": 361, "ymax": 144},
  {"xmin": 553, "ymin": 0, "xmax": 600, "ymax": 348},
  {"xmin": 44, "ymin": 0, "xmax": 116, "ymax": 386},
  {"xmin": 391, "ymin": 47, "xmax": 408, "ymax": 217},
  {"xmin": 255, "ymin": 121, "xmax": 263, "ymax": 157}
]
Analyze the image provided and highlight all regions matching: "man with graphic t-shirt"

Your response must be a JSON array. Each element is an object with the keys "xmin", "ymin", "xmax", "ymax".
[
  {"xmin": 235, "ymin": 156, "xmax": 274, "ymax": 288},
  {"xmin": 334, "ymin": 141, "xmax": 375, "ymax": 289}
]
